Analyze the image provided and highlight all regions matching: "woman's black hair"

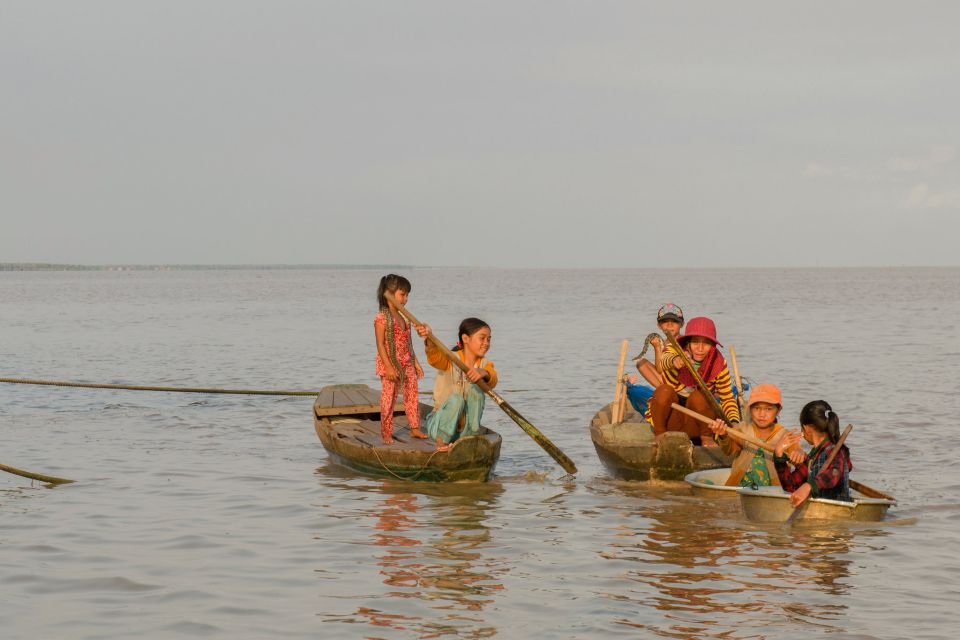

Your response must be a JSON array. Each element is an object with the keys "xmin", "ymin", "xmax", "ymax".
[
  {"xmin": 452, "ymin": 317, "xmax": 490, "ymax": 351},
  {"xmin": 376, "ymin": 274, "xmax": 411, "ymax": 309},
  {"xmin": 799, "ymin": 400, "xmax": 841, "ymax": 444}
]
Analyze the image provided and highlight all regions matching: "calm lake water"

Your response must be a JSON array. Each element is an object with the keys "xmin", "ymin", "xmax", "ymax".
[{"xmin": 1, "ymin": 267, "xmax": 958, "ymax": 639}]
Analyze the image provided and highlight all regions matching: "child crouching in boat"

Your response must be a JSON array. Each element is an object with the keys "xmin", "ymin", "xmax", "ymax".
[
  {"xmin": 648, "ymin": 316, "xmax": 740, "ymax": 446},
  {"xmin": 416, "ymin": 318, "xmax": 497, "ymax": 452},
  {"xmin": 625, "ymin": 303, "xmax": 684, "ymax": 415},
  {"xmin": 774, "ymin": 400, "xmax": 853, "ymax": 504},
  {"xmin": 707, "ymin": 383, "xmax": 787, "ymax": 486}
]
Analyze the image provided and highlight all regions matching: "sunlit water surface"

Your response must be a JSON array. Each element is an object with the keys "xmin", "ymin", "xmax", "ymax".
[{"xmin": 1, "ymin": 268, "xmax": 957, "ymax": 639}]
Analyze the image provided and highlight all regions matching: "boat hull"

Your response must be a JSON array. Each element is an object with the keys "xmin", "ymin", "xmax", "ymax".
[
  {"xmin": 590, "ymin": 402, "xmax": 733, "ymax": 481},
  {"xmin": 684, "ymin": 468, "xmax": 742, "ymax": 496},
  {"xmin": 737, "ymin": 485, "xmax": 893, "ymax": 522},
  {"xmin": 314, "ymin": 384, "xmax": 501, "ymax": 482}
]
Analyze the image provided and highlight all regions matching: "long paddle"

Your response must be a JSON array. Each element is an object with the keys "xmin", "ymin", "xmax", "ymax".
[
  {"xmin": 785, "ymin": 424, "xmax": 853, "ymax": 523},
  {"xmin": 729, "ymin": 345, "xmax": 747, "ymax": 419},
  {"xmin": 384, "ymin": 293, "xmax": 577, "ymax": 474},
  {"xmin": 674, "ymin": 403, "xmax": 893, "ymax": 501},
  {"xmin": 1, "ymin": 462, "xmax": 74, "ymax": 485},
  {"xmin": 664, "ymin": 331, "xmax": 736, "ymax": 427}
]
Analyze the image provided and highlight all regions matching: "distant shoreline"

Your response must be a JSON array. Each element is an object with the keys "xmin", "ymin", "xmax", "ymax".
[{"xmin": 0, "ymin": 263, "xmax": 414, "ymax": 272}]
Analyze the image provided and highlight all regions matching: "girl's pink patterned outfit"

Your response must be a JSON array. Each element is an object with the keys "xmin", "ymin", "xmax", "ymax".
[{"xmin": 374, "ymin": 311, "xmax": 421, "ymax": 440}]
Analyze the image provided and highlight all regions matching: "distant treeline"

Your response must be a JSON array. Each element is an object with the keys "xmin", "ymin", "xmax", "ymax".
[{"xmin": 0, "ymin": 263, "xmax": 413, "ymax": 272}]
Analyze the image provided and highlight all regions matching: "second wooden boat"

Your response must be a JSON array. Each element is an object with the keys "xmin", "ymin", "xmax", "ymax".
[
  {"xmin": 314, "ymin": 384, "xmax": 501, "ymax": 482},
  {"xmin": 737, "ymin": 485, "xmax": 894, "ymax": 522},
  {"xmin": 589, "ymin": 402, "xmax": 733, "ymax": 481}
]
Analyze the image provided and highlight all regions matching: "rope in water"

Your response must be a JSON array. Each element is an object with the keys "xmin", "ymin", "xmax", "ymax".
[
  {"xmin": 0, "ymin": 377, "xmax": 317, "ymax": 396},
  {"xmin": 0, "ymin": 377, "xmax": 529, "ymax": 396},
  {"xmin": 370, "ymin": 444, "xmax": 444, "ymax": 481}
]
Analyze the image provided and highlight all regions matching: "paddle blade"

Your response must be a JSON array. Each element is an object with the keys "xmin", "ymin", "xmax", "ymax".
[{"xmin": 498, "ymin": 400, "xmax": 578, "ymax": 474}]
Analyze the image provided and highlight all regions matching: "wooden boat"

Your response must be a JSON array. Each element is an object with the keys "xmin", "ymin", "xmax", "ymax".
[
  {"xmin": 684, "ymin": 468, "xmax": 742, "ymax": 497},
  {"xmin": 589, "ymin": 402, "xmax": 733, "ymax": 481},
  {"xmin": 313, "ymin": 384, "xmax": 501, "ymax": 482},
  {"xmin": 737, "ymin": 485, "xmax": 894, "ymax": 522}
]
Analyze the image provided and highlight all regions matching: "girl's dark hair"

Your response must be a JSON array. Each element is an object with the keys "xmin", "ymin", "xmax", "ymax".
[
  {"xmin": 376, "ymin": 274, "xmax": 411, "ymax": 309},
  {"xmin": 452, "ymin": 317, "xmax": 490, "ymax": 351},
  {"xmin": 799, "ymin": 400, "xmax": 841, "ymax": 444}
]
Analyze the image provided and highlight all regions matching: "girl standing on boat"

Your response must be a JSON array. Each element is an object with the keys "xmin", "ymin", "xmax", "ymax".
[
  {"xmin": 707, "ymin": 384, "xmax": 787, "ymax": 486},
  {"xmin": 416, "ymin": 318, "xmax": 497, "ymax": 452},
  {"xmin": 774, "ymin": 400, "xmax": 853, "ymax": 504},
  {"xmin": 648, "ymin": 316, "xmax": 740, "ymax": 446},
  {"xmin": 374, "ymin": 275, "xmax": 427, "ymax": 444}
]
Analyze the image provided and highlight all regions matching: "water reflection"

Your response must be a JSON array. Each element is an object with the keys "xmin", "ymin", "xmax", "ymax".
[
  {"xmin": 588, "ymin": 480, "xmax": 889, "ymax": 638},
  {"xmin": 317, "ymin": 473, "xmax": 505, "ymax": 638}
]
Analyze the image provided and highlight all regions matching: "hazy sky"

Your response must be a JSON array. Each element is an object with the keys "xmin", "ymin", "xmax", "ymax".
[{"xmin": 2, "ymin": 2, "xmax": 958, "ymax": 267}]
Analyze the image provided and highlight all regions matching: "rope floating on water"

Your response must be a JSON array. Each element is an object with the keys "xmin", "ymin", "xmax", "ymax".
[
  {"xmin": 0, "ymin": 377, "xmax": 318, "ymax": 396},
  {"xmin": 0, "ymin": 377, "xmax": 529, "ymax": 396}
]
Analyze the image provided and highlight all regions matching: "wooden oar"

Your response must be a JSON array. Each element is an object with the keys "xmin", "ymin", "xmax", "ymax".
[
  {"xmin": 1, "ymin": 462, "xmax": 74, "ymax": 485},
  {"xmin": 671, "ymin": 403, "xmax": 770, "ymax": 451},
  {"xmin": 384, "ymin": 293, "xmax": 577, "ymax": 474},
  {"xmin": 729, "ymin": 345, "xmax": 747, "ymax": 418},
  {"xmin": 664, "ymin": 331, "xmax": 735, "ymax": 427},
  {"xmin": 612, "ymin": 340, "xmax": 628, "ymax": 424},
  {"xmin": 786, "ymin": 425, "xmax": 853, "ymax": 523},
  {"xmin": 674, "ymin": 403, "xmax": 894, "ymax": 501}
]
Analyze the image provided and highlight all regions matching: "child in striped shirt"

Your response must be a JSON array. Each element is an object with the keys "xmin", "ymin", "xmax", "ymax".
[{"xmin": 648, "ymin": 316, "xmax": 740, "ymax": 446}]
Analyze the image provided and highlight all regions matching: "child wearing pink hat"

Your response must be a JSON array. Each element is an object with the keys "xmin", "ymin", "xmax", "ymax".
[{"xmin": 648, "ymin": 316, "xmax": 740, "ymax": 446}]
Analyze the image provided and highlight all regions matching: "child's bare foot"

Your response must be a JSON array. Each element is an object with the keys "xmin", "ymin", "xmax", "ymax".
[
  {"xmin": 382, "ymin": 436, "xmax": 395, "ymax": 445},
  {"xmin": 409, "ymin": 428, "xmax": 428, "ymax": 439},
  {"xmin": 435, "ymin": 438, "xmax": 451, "ymax": 452}
]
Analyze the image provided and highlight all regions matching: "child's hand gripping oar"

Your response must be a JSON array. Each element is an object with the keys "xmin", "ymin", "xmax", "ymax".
[
  {"xmin": 671, "ymin": 403, "xmax": 770, "ymax": 452},
  {"xmin": 784, "ymin": 424, "xmax": 853, "ymax": 523},
  {"xmin": 664, "ymin": 331, "xmax": 736, "ymax": 428},
  {"xmin": 384, "ymin": 292, "xmax": 577, "ymax": 474}
]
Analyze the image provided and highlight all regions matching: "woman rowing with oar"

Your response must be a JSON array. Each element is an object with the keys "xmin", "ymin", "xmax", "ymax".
[{"xmin": 416, "ymin": 318, "xmax": 497, "ymax": 452}]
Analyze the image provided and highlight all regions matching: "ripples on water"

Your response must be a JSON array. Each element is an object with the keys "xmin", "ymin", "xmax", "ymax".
[{"xmin": 1, "ymin": 268, "xmax": 958, "ymax": 639}]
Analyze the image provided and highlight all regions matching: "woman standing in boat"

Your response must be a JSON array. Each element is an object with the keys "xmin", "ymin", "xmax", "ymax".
[
  {"xmin": 374, "ymin": 275, "xmax": 427, "ymax": 444},
  {"xmin": 648, "ymin": 316, "xmax": 740, "ymax": 446},
  {"xmin": 707, "ymin": 384, "xmax": 788, "ymax": 486},
  {"xmin": 774, "ymin": 400, "xmax": 853, "ymax": 503},
  {"xmin": 416, "ymin": 318, "xmax": 497, "ymax": 452}
]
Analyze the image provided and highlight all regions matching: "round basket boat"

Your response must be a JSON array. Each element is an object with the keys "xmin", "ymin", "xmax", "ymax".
[
  {"xmin": 737, "ymin": 485, "xmax": 894, "ymax": 522},
  {"xmin": 683, "ymin": 468, "xmax": 742, "ymax": 497}
]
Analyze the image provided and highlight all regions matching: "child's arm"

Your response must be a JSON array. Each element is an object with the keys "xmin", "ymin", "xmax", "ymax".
[
  {"xmin": 481, "ymin": 360, "xmax": 497, "ymax": 389},
  {"xmin": 713, "ymin": 367, "xmax": 741, "ymax": 423},
  {"xmin": 423, "ymin": 339, "xmax": 451, "ymax": 371},
  {"xmin": 374, "ymin": 315, "xmax": 398, "ymax": 381}
]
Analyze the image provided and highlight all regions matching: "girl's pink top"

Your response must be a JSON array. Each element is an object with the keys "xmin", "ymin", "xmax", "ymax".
[{"xmin": 374, "ymin": 311, "xmax": 414, "ymax": 376}]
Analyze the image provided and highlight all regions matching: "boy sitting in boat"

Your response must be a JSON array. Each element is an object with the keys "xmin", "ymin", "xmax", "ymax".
[
  {"xmin": 625, "ymin": 303, "xmax": 683, "ymax": 416},
  {"xmin": 707, "ymin": 384, "xmax": 787, "ymax": 486}
]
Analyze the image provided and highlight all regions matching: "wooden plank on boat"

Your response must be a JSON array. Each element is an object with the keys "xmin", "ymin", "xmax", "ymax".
[{"xmin": 316, "ymin": 387, "xmax": 335, "ymax": 408}]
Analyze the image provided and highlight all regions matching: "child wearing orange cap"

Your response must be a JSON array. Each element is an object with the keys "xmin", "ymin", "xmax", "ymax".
[
  {"xmin": 648, "ymin": 316, "xmax": 740, "ymax": 446},
  {"xmin": 707, "ymin": 384, "xmax": 788, "ymax": 486}
]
